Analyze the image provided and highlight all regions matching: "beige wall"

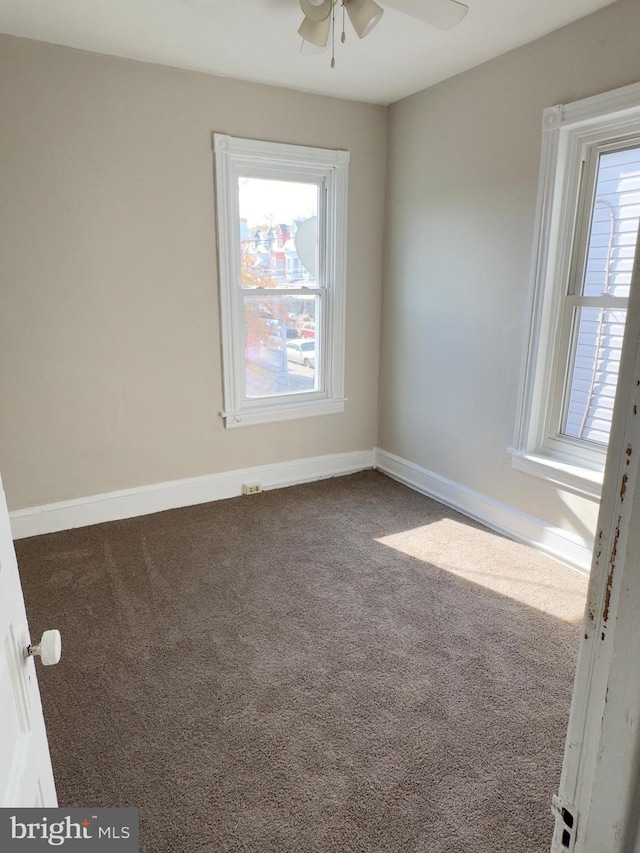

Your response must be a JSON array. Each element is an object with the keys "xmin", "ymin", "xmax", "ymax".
[
  {"xmin": 379, "ymin": 0, "xmax": 640, "ymax": 540},
  {"xmin": 4, "ymin": 0, "xmax": 638, "ymax": 533},
  {"xmin": 0, "ymin": 35, "xmax": 386, "ymax": 510}
]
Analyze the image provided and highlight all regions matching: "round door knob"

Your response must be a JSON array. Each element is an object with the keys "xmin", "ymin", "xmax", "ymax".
[{"xmin": 28, "ymin": 629, "xmax": 62, "ymax": 666}]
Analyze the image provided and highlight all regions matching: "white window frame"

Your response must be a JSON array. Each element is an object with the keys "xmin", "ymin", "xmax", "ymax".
[
  {"xmin": 213, "ymin": 133, "xmax": 349, "ymax": 428},
  {"xmin": 511, "ymin": 82, "xmax": 640, "ymax": 498}
]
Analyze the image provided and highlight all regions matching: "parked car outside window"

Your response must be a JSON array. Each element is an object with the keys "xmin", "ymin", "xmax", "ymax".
[{"xmin": 286, "ymin": 339, "xmax": 316, "ymax": 369}]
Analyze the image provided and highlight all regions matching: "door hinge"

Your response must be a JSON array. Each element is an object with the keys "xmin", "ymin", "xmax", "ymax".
[{"xmin": 552, "ymin": 794, "xmax": 578, "ymax": 852}]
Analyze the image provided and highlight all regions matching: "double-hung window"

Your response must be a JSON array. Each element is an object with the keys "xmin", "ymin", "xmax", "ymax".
[
  {"xmin": 213, "ymin": 134, "xmax": 349, "ymax": 428},
  {"xmin": 512, "ymin": 83, "xmax": 640, "ymax": 496}
]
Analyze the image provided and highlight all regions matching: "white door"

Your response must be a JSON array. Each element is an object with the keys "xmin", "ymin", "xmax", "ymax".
[
  {"xmin": 0, "ymin": 472, "xmax": 57, "ymax": 807},
  {"xmin": 551, "ymin": 234, "xmax": 640, "ymax": 850}
]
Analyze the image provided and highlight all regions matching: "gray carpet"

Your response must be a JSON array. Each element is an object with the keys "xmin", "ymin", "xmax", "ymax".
[{"xmin": 16, "ymin": 471, "xmax": 588, "ymax": 852}]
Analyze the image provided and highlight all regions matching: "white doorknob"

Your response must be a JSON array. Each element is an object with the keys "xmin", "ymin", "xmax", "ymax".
[{"xmin": 27, "ymin": 630, "xmax": 62, "ymax": 666}]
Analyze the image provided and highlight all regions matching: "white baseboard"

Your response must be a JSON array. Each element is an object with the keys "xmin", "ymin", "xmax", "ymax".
[
  {"xmin": 10, "ymin": 446, "xmax": 595, "ymax": 573},
  {"xmin": 374, "ymin": 448, "xmax": 593, "ymax": 574},
  {"xmin": 10, "ymin": 450, "xmax": 375, "ymax": 540}
]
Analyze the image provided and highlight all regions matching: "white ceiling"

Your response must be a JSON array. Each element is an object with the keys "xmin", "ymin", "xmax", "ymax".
[{"xmin": 0, "ymin": 0, "xmax": 618, "ymax": 104}]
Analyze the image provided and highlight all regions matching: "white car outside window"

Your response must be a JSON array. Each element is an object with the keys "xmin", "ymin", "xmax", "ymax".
[{"xmin": 287, "ymin": 340, "xmax": 316, "ymax": 369}]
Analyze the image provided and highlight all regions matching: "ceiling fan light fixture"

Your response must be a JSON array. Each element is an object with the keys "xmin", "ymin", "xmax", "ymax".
[
  {"xmin": 299, "ymin": 0, "xmax": 334, "ymax": 23},
  {"xmin": 345, "ymin": 0, "xmax": 384, "ymax": 39},
  {"xmin": 298, "ymin": 13, "xmax": 332, "ymax": 48}
]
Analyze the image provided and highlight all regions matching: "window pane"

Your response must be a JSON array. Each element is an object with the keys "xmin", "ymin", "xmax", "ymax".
[
  {"xmin": 238, "ymin": 178, "xmax": 318, "ymax": 289},
  {"xmin": 243, "ymin": 295, "xmax": 319, "ymax": 398},
  {"xmin": 582, "ymin": 146, "xmax": 640, "ymax": 298},
  {"xmin": 562, "ymin": 307, "xmax": 627, "ymax": 445}
]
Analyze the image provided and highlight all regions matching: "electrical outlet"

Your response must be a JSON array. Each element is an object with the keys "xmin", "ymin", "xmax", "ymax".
[{"xmin": 242, "ymin": 483, "xmax": 262, "ymax": 495}]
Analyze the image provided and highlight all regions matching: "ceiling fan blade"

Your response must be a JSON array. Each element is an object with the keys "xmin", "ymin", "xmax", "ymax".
[
  {"xmin": 299, "ymin": 13, "xmax": 332, "ymax": 47},
  {"xmin": 382, "ymin": 0, "xmax": 468, "ymax": 30}
]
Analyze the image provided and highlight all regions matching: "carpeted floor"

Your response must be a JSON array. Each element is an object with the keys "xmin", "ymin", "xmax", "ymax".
[{"xmin": 16, "ymin": 471, "xmax": 588, "ymax": 852}]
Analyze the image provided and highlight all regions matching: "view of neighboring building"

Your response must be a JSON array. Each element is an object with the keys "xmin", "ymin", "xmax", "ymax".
[{"xmin": 241, "ymin": 218, "xmax": 314, "ymax": 287}]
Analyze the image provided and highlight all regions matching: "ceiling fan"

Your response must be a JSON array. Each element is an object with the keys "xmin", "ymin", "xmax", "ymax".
[{"xmin": 299, "ymin": 0, "xmax": 469, "ymax": 64}]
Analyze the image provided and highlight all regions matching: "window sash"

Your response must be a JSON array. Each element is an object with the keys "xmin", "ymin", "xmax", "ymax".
[
  {"xmin": 567, "ymin": 137, "xmax": 640, "ymax": 299},
  {"xmin": 232, "ymin": 173, "xmax": 326, "ymax": 406},
  {"xmin": 237, "ymin": 173, "xmax": 325, "ymax": 292},
  {"xmin": 238, "ymin": 290, "xmax": 327, "ymax": 406},
  {"xmin": 546, "ymin": 296, "xmax": 628, "ymax": 463}
]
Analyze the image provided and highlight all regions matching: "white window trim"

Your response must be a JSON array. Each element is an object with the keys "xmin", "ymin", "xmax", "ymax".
[
  {"xmin": 213, "ymin": 133, "xmax": 349, "ymax": 428},
  {"xmin": 511, "ymin": 81, "xmax": 640, "ymax": 498}
]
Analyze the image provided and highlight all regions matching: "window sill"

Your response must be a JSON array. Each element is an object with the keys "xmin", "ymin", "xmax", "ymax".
[
  {"xmin": 510, "ymin": 450, "xmax": 603, "ymax": 499},
  {"xmin": 221, "ymin": 398, "xmax": 346, "ymax": 429}
]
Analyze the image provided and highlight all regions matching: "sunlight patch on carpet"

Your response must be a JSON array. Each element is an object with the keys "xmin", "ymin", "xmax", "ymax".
[{"xmin": 376, "ymin": 518, "xmax": 588, "ymax": 623}]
